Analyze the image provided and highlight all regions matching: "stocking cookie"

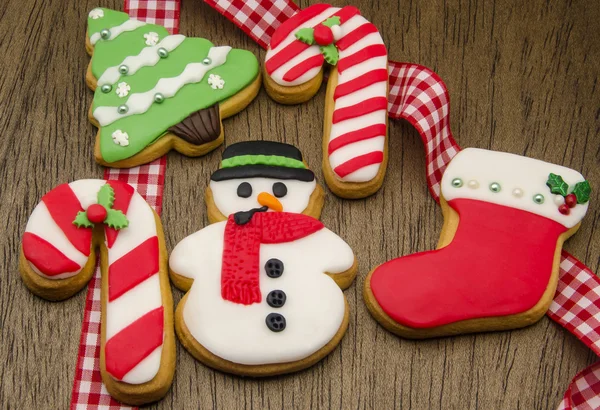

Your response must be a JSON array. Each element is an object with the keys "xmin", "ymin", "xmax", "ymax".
[
  {"xmin": 20, "ymin": 180, "xmax": 175, "ymax": 405},
  {"xmin": 86, "ymin": 8, "xmax": 261, "ymax": 167},
  {"xmin": 364, "ymin": 148, "xmax": 591, "ymax": 338},
  {"xmin": 264, "ymin": 4, "xmax": 389, "ymax": 199},
  {"xmin": 169, "ymin": 141, "xmax": 357, "ymax": 376}
]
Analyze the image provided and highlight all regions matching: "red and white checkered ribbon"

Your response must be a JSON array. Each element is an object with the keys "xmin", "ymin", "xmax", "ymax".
[
  {"xmin": 551, "ymin": 255, "xmax": 600, "ymax": 409},
  {"xmin": 70, "ymin": 1, "xmax": 178, "ymax": 408},
  {"xmin": 204, "ymin": 1, "xmax": 600, "ymax": 408}
]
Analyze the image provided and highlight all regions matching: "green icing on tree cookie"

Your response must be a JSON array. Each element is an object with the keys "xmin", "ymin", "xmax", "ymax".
[
  {"xmin": 92, "ymin": 37, "xmax": 214, "ymax": 109},
  {"xmin": 91, "ymin": 25, "xmax": 170, "ymax": 79},
  {"xmin": 87, "ymin": 8, "xmax": 131, "ymax": 40},
  {"xmin": 87, "ymin": 8, "xmax": 260, "ymax": 163}
]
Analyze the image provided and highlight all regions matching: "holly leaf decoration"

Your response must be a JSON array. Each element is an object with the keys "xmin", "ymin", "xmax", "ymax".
[
  {"xmin": 97, "ymin": 184, "xmax": 115, "ymax": 209},
  {"xmin": 546, "ymin": 173, "xmax": 569, "ymax": 196},
  {"xmin": 104, "ymin": 209, "xmax": 129, "ymax": 230},
  {"xmin": 572, "ymin": 180, "xmax": 591, "ymax": 204},
  {"xmin": 320, "ymin": 43, "xmax": 339, "ymax": 65},
  {"xmin": 322, "ymin": 16, "xmax": 341, "ymax": 28},
  {"xmin": 73, "ymin": 211, "xmax": 94, "ymax": 228},
  {"xmin": 295, "ymin": 28, "xmax": 315, "ymax": 45}
]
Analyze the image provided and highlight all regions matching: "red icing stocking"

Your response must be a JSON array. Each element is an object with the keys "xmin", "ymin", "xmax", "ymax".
[
  {"xmin": 370, "ymin": 148, "xmax": 590, "ymax": 332},
  {"xmin": 371, "ymin": 198, "xmax": 567, "ymax": 328}
]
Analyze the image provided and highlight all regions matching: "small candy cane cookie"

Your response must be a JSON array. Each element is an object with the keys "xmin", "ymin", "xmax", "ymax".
[
  {"xmin": 264, "ymin": 4, "xmax": 388, "ymax": 198},
  {"xmin": 20, "ymin": 179, "xmax": 175, "ymax": 405},
  {"xmin": 85, "ymin": 8, "xmax": 261, "ymax": 168}
]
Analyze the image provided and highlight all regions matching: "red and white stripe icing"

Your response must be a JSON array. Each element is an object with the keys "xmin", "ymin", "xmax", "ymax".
[
  {"xmin": 23, "ymin": 179, "xmax": 164, "ymax": 385},
  {"xmin": 265, "ymin": 4, "xmax": 388, "ymax": 182}
]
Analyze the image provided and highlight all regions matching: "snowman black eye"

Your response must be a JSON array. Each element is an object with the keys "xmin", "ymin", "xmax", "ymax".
[
  {"xmin": 237, "ymin": 182, "xmax": 252, "ymax": 198},
  {"xmin": 272, "ymin": 182, "xmax": 287, "ymax": 198}
]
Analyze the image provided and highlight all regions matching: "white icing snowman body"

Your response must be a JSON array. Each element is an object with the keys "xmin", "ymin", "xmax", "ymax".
[
  {"xmin": 171, "ymin": 141, "xmax": 356, "ymax": 365},
  {"xmin": 170, "ymin": 221, "xmax": 355, "ymax": 365}
]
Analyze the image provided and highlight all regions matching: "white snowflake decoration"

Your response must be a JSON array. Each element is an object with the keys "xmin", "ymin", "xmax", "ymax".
[
  {"xmin": 89, "ymin": 9, "xmax": 104, "ymax": 19},
  {"xmin": 112, "ymin": 130, "xmax": 130, "ymax": 147},
  {"xmin": 208, "ymin": 74, "xmax": 225, "ymax": 90},
  {"xmin": 144, "ymin": 32, "xmax": 160, "ymax": 46},
  {"xmin": 116, "ymin": 82, "xmax": 131, "ymax": 98}
]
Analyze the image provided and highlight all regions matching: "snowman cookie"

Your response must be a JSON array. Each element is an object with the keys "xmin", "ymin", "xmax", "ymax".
[
  {"xmin": 169, "ymin": 141, "xmax": 357, "ymax": 376},
  {"xmin": 19, "ymin": 180, "xmax": 175, "ymax": 405},
  {"xmin": 85, "ymin": 8, "xmax": 261, "ymax": 168},
  {"xmin": 364, "ymin": 148, "xmax": 591, "ymax": 338}
]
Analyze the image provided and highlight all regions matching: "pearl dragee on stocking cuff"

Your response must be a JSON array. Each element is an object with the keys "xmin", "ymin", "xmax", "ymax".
[{"xmin": 441, "ymin": 148, "xmax": 589, "ymax": 228}]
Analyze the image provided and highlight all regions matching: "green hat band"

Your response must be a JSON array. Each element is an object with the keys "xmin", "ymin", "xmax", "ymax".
[{"xmin": 221, "ymin": 154, "xmax": 307, "ymax": 170}]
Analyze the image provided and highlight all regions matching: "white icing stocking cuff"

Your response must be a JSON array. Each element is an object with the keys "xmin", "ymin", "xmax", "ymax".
[{"xmin": 441, "ymin": 148, "xmax": 589, "ymax": 228}]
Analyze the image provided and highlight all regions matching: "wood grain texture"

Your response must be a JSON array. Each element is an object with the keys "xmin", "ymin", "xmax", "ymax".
[{"xmin": 0, "ymin": 0, "xmax": 598, "ymax": 408}]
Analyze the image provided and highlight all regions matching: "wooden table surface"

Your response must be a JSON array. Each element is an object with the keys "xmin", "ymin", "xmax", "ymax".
[{"xmin": 1, "ymin": 0, "xmax": 599, "ymax": 408}]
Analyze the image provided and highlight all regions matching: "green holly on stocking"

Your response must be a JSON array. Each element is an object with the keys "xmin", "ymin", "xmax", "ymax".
[{"xmin": 546, "ymin": 173, "xmax": 591, "ymax": 215}]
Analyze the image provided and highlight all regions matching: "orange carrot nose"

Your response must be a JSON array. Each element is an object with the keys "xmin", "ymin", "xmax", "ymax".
[{"xmin": 257, "ymin": 192, "xmax": 283, "ymax": 212}]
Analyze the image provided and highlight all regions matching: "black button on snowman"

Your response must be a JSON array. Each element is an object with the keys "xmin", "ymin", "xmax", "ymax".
[
  {"xmin": 265, "ymin": 258, "xmax": 284, "ymax": 278},
  {"xmin": 266, "ymin": 289, "xmax": 286, "ymax": 307},
  {"xmin": 266, "ymin": 313, "xmax": 286, "ymax": 332}
]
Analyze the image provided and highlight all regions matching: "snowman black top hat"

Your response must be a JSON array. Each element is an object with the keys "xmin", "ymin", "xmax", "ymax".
[{"xmin": 211, "ymin": 141, "xmax": 315, "ymax": 182}]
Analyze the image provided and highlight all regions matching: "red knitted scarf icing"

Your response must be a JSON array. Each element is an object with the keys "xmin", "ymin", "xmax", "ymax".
[{"xmin": 221, "ymin": 211, "xmax": 324, "ymax": 305}]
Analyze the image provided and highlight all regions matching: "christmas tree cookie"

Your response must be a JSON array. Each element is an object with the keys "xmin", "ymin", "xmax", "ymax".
[
  {"xmin": 364, "ymin": 148, "xmax": 591, "ymax": 338},
  {"xmin": 85, "ymin": 8, "xmax": 261, "ymax": 167},
  {"xmin": 19, "ymin": 180, "xmax": 175, "ymax": 405},
  {"xmin": 169, "ymin": 142, "xmax": 358, "ymax": 376}
]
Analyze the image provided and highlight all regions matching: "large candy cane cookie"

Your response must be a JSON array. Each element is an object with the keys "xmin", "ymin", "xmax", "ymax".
[
  {"xmin": 85, "ymin": 8, "xmax": 261, "ymax": 168},
  {"xmin": 19, "ymin": 180, "xmax": 175, "ymax": 405},
  {"xmin": 264, "ymin": 4, "xmax": 389, "ymax": 198}
]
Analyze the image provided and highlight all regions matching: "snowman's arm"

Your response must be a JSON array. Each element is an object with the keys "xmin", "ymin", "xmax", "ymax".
[
  {"xmin": 314, "ymin": 228, "xmax": 357, "ymax": 290},
  {"xmin": 169, "ymin": 222, "xmax": 224, "ymax": 290}
]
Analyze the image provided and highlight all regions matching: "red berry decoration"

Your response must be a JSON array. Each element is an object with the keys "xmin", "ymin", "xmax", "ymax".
[
  {"xmin": 86, "ymin": 204, "xmax": 107, "ymax": 223},
  {"xmin": 565, "ymin": 193, "xmax": 577, "ymax": 208},
  {"xmin": 558, "ymin": 204, "xmax": 571, "ymax": 215},
  {"xmin": 314, "ymin": 25, "xmax": 334, "ymax": 46}
]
